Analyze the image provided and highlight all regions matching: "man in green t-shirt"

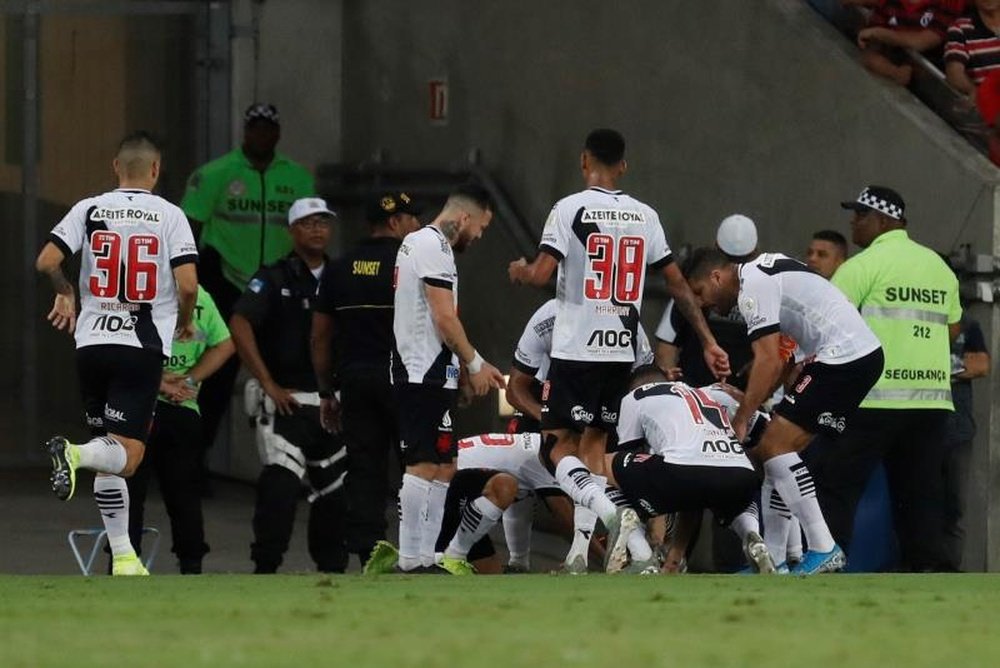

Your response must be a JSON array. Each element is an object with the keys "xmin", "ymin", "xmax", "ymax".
[
  {"xmin": 180, "ymin": 103, "xmax": 315, "ymax": 482},
  {"xmin": 804, "ymin": 185, "xmax": 960, "ymax": 572},
  {"xmin": 124, "ymin": 286, "xmax": 235, "ymax": 574}
]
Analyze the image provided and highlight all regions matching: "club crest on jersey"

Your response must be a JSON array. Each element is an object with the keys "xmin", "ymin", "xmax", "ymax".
[
  {"xmin": 581, "ymin": 209, "xmax": 645, "ymax": 226},
  {"xmin": 227, "ymin": 180, "xmax": 247, "ymax": 197}
]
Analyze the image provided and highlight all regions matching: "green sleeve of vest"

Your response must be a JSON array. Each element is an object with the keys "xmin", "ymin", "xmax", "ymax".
[
  {"xmin": 180, "ymin": 165, "xmax": 225, "ymax": 224},
  {"xmin": 830, "ymin": 258, "xmax": 866, "ymax": 307},
  {"xmin": 199, "ymin": 288, "xmax": 232, "ymax": 347}
]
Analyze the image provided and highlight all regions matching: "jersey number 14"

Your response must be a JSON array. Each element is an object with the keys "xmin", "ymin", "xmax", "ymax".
[
  {"xmin": 584, "ymin": 234, "xmax": 644, "ymax": 303},
  {"xmin": 89, "ymin": 231, "xmax": 160, "ymax": 302}
]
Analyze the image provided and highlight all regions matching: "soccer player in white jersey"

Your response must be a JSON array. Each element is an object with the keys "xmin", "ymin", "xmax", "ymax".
[
  {"xmin": 603, "ymin": 365, "xmax": 775, "ymax": 574},
  {"xmin": 36, "ymin": 132, "xmax": 198, "ymax": 576},
  {"xmin": 434, "ymin": 432, "xmax": 565, "ymax": 574},
  {"xmin": 686, "ymin": 248, "xmax": 884, "ymax": 574},
  {"xmin": 365, "ymin": 183, "xmax": 506, "ymax": 574},
  {"xmin": 506, "ymin": 297, "xmax": 656, "ymax": 573},
  {"xmin": 508, "ymin": 129, "xmax": 729, "ymax": 563}
]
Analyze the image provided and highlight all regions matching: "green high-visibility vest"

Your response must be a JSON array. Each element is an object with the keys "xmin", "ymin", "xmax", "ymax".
[
  {"xmin": 832, "ymin": 229, "xmax": 960, "ymax": 410},
  {"xmin": 180, "ymin": 148, "xmax": 315, "ymax": 290}
]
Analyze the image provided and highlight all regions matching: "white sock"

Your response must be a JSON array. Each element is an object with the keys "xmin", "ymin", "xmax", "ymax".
[
  {"xmin": 627, "ymin": 525, "xmax": 653, "ymax": 562},
  {"xmin": 399, "ymin": 473, "xmax": 431, "ymax": 570},
  {"xmin": 728, "ymin": 503, "xmax": 760, "ymax": 543},
  {"xmin": 762, "ymin": 480, "xmax": 791, "ymax": 565},
  {"xmin": 568, "ymin": 503, "xmax": 598, "ymax": 562},
  {"xmin": 554, "ymin": 456, "xmax": 618, "ymax": 526},
  {"xmin": 764, "ymin": 452, "xmax": 835, "ymax": 553},
  {"xmin": 75, "ymin": 437, "xmax": 126, "ymax": 474},
  {"xmin": 94, "ymin": 474, "xmax": 133, "ymax": 557},
  {"xmin": 445, "ymin": 496, "xmax": 503, "ymax": 559},
  {"xmin": 502, "ymin": 497, "xmax": 533, "ymax": 568},
  {"xmin": 421, "ymin": 480, "xmax": 449, "ymax": 567},
  {"xmin": 787, "ymin": 515, "xmax": 803, "ymax": 561}
]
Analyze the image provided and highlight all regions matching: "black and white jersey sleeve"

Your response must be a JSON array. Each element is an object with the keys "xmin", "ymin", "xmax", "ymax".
[
  {"xmin": 48, "ymin": 199, "xmax": 89, "ymax": 258},
  {"xmin": 737, "ymin": 266, "xmax": 783, "ymax": 342},
  {"xmin": 512, "ymin": 299, "xmax": 557, "ymax": 382}
]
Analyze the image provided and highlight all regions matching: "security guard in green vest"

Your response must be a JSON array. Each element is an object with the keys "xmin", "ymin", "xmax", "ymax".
[
  {"xmin": 180, "ymin": 103, "xmax": 315, "ymax": 476},
  {"xmin": 805, "ymin": 185, "xmax": 960, "ymax": 571}
]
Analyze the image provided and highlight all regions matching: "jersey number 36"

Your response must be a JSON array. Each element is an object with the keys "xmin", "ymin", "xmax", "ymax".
[{"xmin": 89, "ymin": 231, "xmax": 160, "ymax": 302}]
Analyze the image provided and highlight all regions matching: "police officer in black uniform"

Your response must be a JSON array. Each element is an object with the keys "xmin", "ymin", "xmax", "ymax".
[
  {"xmin": 230, "ymin": 197, "xmax": 348, "ymax": 573},
  {"xmin": 311, "ymin": 192, "xmax": 422, "ymax": 566}
]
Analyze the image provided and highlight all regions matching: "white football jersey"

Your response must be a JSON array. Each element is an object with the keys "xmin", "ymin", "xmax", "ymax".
[
  {"xmin": 512, "ymin": 298, "xmax": 654, "ymax": 382},
  {"xmin": 617, "ymin": 382, "xmax": 755, "ymax": 470},
  {"xmin": 392, "ymin": 225, "xmax": 459, "ymax": 388},
  {"xmin": 738, "ymin": 253, "xmax": 880, "ymax": 365},
  {"xmin": 48, "ymin": 188, "xmax": 198, "ymax": 356},
  {"xmin": 456, "ymin": 432, "xmax": 559, "ymax": 493},
  {"xmin": 539, "ymin": 187, "xmax": 670, "ymax": 363}
]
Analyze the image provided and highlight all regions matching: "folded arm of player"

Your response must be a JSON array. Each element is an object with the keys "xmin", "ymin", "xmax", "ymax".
[
  {"xmin": 425, "ymin": 283, "xmax": 505, "ymax": 396},
  {"xmin": 36, "ymin": 241, "xmax": 77, "ymax": 334}
]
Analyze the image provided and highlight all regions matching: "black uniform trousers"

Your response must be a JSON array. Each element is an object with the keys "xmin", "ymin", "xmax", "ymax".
[
  {"xmin": 251, "ymin": 404, "xmax": 348, "ymax": 573},
  {"xmin": 126, "ymin": 401, "xmax": 210, "ymax": 573},
  {"xmin": 340, "ymin": 371, "xmax": 400, "ymax": 562},
  {"xmin": 803, "ymin": 407, "xmax": 950, "ymax": 572}
]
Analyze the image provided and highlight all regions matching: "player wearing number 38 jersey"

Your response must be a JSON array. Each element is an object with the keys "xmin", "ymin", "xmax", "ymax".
[
  {"xmin": 509, "ymin": 129, "xmax": 729, "ymax": 568},
  {"xmin": 35, "ymin": 132, "xmax": 198, "ymax": 576}
]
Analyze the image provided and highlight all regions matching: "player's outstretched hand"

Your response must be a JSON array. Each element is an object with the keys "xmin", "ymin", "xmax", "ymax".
[
  {"xmin": 508, "ymin": 257, "xmax": 528, "ymax": 284},
  {"xmin": 469, "ymin": 361, "xmax": 506, "ymax": 397},
  {"xmin": 704, "ymin": 343, "xmax": 730, "ymax": 381},
  {"xmin": 47, "ymin": 293, "xmax": 76, "ymax": 334}
]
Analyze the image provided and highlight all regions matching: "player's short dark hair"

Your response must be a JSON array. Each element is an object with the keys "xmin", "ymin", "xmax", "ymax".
[
  {"xmin": 812, "ymin": 229, "xmax": 848, "ymax": 257},
  {"xmin": 628, "ymin": 364, "xmax": 668, "ymax": 390},
  {"xmin": 448, "ymin": 181, "xmax": 494, "ymax": 212},
  {"xmin": 118, "ymin": 130, "xmax": 161, "ymax": 154},
  {"xmin": 584, "ymin": 128, "xmax": 625, "ymax": 166},
  {"xmin": 684, "ymin": 247, "xmax": 729, "ymax": 281}
]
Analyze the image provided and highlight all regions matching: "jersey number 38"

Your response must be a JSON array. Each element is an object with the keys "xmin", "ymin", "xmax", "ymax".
[{"xmin": 584, "ymin": 233, "xmax": 644, "ymax": 304}]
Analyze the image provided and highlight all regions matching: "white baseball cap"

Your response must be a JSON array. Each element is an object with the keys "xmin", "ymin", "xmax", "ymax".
[
  {"xmin": 288, "ymin": 197, "xmax": 337, "ymax": 225},
  {"xmin": 716, "ymin": 214, "xmax": 758, "ymax": 257}
]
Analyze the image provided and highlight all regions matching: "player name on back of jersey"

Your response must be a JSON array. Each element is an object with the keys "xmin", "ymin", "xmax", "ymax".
[
  {"xmin": 580, "ymin": 209, "xmax": 646, "ymax": 225},
  {"xmin": 90, "ymin": 207, "xmax": 162, "ymax": 224}
]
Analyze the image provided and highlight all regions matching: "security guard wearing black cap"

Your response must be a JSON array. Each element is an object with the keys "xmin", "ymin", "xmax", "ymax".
[
  {"xmin": 311, "ymin": 192, "xmax": 422, "ymax": 566},
  {"xmin": 230, "ymin": 196, "xmax": 347, "ymax": 574}
]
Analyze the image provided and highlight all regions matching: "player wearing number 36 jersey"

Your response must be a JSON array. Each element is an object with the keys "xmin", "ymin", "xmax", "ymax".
[
  {"xmin": 35, "ymin": 132, "xmax": 198, "ymax": 576},
  {"xmin": 509, "ymin": 128, "xmax": 730, "ymax": 569}
]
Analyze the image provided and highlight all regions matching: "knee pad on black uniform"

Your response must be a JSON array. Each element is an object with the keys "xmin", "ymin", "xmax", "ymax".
[{"xmin": 539, "ymin": 433, "xmax": 559, "ymax": 476}]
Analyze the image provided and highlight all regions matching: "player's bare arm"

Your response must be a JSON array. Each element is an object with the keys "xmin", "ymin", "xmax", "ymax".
[
  {"xmin": 36, "ymin": 241, "xmax": 77, "ymax": 334},
  {"xmin": 229, "ymin": 313, "xmax": 301, "ymax": 415},
  {"xmin": 172, "ymin": 263, "xmax": 198, "ymax": 339},
  {"xmin": 508, "ymin": 252, "xmax": 558, "ymax": 286},
  {"xmin": 426, "ymin": 283, "xmax": 505, "ymax": 395},
  {"xmin": 506, "ymin": 367, "xmax": 542, "ymax": 421},
  {"xmin": 310, "ymin": 311, "xmax": 341, "ymax": 432},
  {"xmin": 662, "ymin": 262, "xmax": 730, "ymax": 379},
  {"xmin": 733, "ymin": 332, "xmax": 784, "ymax": 442}
]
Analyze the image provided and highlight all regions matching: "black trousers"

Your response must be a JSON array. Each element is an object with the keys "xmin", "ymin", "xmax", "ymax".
[
  {"xmin": 127, "ymin": 402, "xmax": 209, "ymax": 572},
  {"xmin": 196, "ymin": 246, "xmax": 243, "ymax": 455},
  {"xmin": 803, "ymin": 407, "xmax": 950, "ymax": 572},
  {"xmin": 251, "ymin": 405, "xmax": 348, "ymax": 573},
  {"xmin": 340, "ymin": 372, "xmax": 399, "ymax": 561},
  {"xmin": 942, "ymin": 432, "xmax": 972, "ymax": 571}
]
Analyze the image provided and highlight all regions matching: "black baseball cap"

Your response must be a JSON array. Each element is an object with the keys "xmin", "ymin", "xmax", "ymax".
[
  {"xmin": 367, "ymin": 192, "xmax": 423, "ymax": 222},
  {"xmin": 840, "ymin": 185, "xmax": 905, "ymax": 221},
  {"xmin": 244, "ymin": 103, "xmax": 280, "ymax": 125}
]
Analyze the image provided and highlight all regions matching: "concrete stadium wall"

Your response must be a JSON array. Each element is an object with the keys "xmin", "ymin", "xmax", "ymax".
[{"xmin": 337, "ymin": 0, "xmax": 1000, "ymax": 570}]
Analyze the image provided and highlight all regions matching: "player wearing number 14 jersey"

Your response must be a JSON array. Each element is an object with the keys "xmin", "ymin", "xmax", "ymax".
[
  {"xmin": 35, "ymin": 132, "xmax": 198, "ymax": 575},
  {"xmin": 509, "ymin": 129, "xmax": 729, "ymax": 563}
]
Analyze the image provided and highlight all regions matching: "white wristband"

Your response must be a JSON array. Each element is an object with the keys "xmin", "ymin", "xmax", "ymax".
[{"xmin": 467, "ymin": 351, "xmax": 484, "ymax": 375}]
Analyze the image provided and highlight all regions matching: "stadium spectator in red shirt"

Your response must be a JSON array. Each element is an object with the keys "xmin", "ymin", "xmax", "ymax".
[
  {"xmin": 945, "ymin": 0, "xmax": 1000, "ymax": 102},
  {"xmin": 843, "ymin": 0, "xmax": 967, "ymax": 85}
]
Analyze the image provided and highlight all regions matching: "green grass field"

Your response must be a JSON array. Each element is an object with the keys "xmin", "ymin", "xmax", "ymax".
[{"xmin": 2, "ymin": 573, "xmax": 998, "ymax": 667}]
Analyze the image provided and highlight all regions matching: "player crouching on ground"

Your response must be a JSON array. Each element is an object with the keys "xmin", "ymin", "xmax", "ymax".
[
  {"xmin": 604, "ymin": 365, "xmax": 775, "ymax": 574},
  {"xmin": 432, "ymin": 432, "xmax": 573, "ymax": 575}
]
